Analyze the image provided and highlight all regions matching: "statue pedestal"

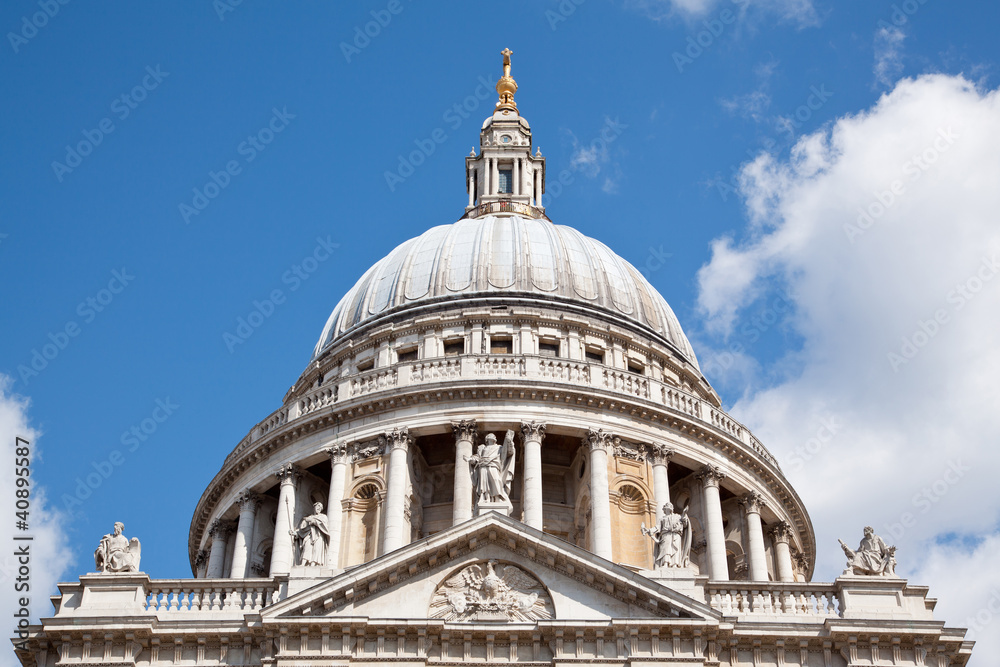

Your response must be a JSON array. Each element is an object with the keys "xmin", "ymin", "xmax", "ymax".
[
  {"xmin": 476, "ymin": 501, "xmax": 511, "ymax": 517},
  {"xmin": 287, "ymin": 565, "xmax": 339, "ymax": 596},
  {"xmin": 79, "ymin": 573, "xmax": 150, "ymax": 611},
  {"xmin": 642, "ymin": 567, "xmax": 706, "ymax": 597}
]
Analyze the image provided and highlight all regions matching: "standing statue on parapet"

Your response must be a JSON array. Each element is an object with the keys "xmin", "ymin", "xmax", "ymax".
[
  {"xmin": 292, "ymin": 502, "xmax": 331, "ymax": 567},
  {"xmin": 642, "ymin": 503, "xmax": 692, "ymax": 569},
  {"xmin": 94, "ymin": 522, "xmax": 141, "ymax": 573},
  {"xmin": 466, "ymin": 430, "xmax": 516, "ymax": 511},
  {"xmin": 839, "ymin": 526, "xmax": 897, "ymax": 576}
]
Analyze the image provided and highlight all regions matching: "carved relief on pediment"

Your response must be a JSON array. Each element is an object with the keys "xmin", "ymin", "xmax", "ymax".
[{"xmin": 429, "ymin": 559, "xmax": 554, "ymax": 622}]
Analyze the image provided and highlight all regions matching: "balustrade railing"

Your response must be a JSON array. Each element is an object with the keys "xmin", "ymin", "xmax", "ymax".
[
  {"xmin": 145, "ymin": 579, "xmax": 277, "ymax": 613},
  {"xmin": 350, "ymin": 367, "xmax": 397, "ymax": 397},
  {"xmin": 225, "ymin": 354, "xmax": 779, "ymax": 471},
  {"xmin": 475, "ymin": 355, "xmax": 525, "ymax": 377},
  {"xmin": 411, "ymin": 358, "xmax": 462, "ymax": 382},
  {"xmin": 706, "ymin": 583, "xmax": 840, "ymax": 618},
  {"xmin": 299, "ymin": 385, "xmax": 337, "ymax": 416},
  {"xmin": 538, "ymin": 358, "xmax": 590, "ymax": 383}
]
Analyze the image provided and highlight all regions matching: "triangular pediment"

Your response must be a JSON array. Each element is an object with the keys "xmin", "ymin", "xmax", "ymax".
[{"xmin": 262, "ymin": 513, "xmax": 719, "ymax": 623}]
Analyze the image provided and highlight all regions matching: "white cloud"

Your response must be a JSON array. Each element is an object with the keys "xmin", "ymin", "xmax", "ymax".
[
  {"xmin": 566, "ymin": 119, "xmax": 626, "ymax": 194},
  {"xmin": 0, "ymin": 376, "xmax": 73, "ymax": 666},
  {"xmin": 909, "ymin": 535, "xmax": 1000, "ymax": 660},
  {"xmin": 720, "ymin": 58, "xmax": 777, "ymax": 122},
  {"xmin": 874, "ymin": 26, "xmax": 906, "ymax": 88},
  {"xmin": 721, "ymin": 89, "xmax": 773, "ymax": 121},
  {"xmin": 625, "ymin": 0, "xmax": 819, "ymax": 27},
  {"xmin": 695, "ymin": 74, "xmax": 1000, "ymax": 661}
]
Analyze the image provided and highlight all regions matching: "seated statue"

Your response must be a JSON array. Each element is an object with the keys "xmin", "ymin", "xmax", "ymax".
[
  {"xmin": 839, "ymin": 526, "xmax": 897, "ymax": 576},
  {"xmin": 94, "ymin": 522, "xmax": 141, "ymax": 574}
]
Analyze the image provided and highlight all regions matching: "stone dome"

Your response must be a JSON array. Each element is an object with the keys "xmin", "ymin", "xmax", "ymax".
[{"xmin": 313, "ymin": 215, "xmax": 699, "ymax": 367}]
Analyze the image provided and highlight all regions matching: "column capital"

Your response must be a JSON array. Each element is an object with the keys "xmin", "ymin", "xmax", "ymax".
[
  {"xmin": 793, "ymin": 551, "xmax": 809, "ymax": 571},
  {"xmin": 237, "ymin": 490, "xmax": 261, "ymax": 513},
  {"xmin": 274, "ymin": 462, "xmax": 301, "ymax": 486},
  {"xmin": 194, "ymin": 549, "xmax": 209, "ymax": 569},
  {"xmin": 648, "ymin": 443, "xmax": 675, "ymax": 466},
  {"xmin": 451, "ymin": 419, "xmax": 478, "ymax": 442},
  {"xmin": 696, "ymin": 464, "xmax": 727, "ymax": 488},
  {"xmin": 326, "ymin": 442, "xmax": 350, "ymax": 465},
  {"xmin": 770, "ymin": 520, "xmax": 793, "ymax": 544},
  {"xmin": 208, "ymin": 518, "xmax": 235, "ymax": 540},
  {"xmin": 585, "ymin": 428, "xmax": 618, "ymax": 452},
  {"xmin": 739, "ymin": 490, "xmax": 766, "ymax": 515},
  {"xmin": 381, "ymin": 426, "xmax": 413, "ymax": 452},
  {"xmin": 520, "ymin": 421, "xmax": 546, "ymax": 442}
]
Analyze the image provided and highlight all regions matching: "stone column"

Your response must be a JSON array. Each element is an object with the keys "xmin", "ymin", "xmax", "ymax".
[
  {"xmin": 649, "ymin": 444, "xmax": 674, "ymax": 523},
  {"xmin": 740, "ymin": 491, "xmax": 768, "ymax": 581},
  {"xmin": 269, "ymin": 463, "xmax": 300, "ymax": 576},
  {"xmin": 485, "ymin": 157, "xmax": 491, "ymax": 195},
  {"xmin": 520, "ymin": 422, "xmax": 547, "ymax": 530},
  {"xmin": 381, "ymin": 428, "xmax": 412, "ymax": 554},
  {"xmin": 740, "ymin": 491, "xmax": 769, "ymax": 581},
  {"xmin": 697, "ymin": 465, "xmax": 729, "ymax": 580},
  {"xmin": 326, "ymin": 444, "xmax": 350, "ymax": 569},
  {"xmin": 535, "ymin": 170, "xmax": 542, "ymax": 206},
  {"xmin": 513, "ymin": 158, "xmax": 520, "ymax": 195},
  {"xmin": 206, "ymin": 519, "xmax": 234, "ymax": 578},
  {"xmin": 468, "ymin": 170, "xmax": 475, "ymax": 208},
  {"xmin": 451, "ymin": 420, "xmax": 477, "ymax": 525},
  {"xmin": 585, "ymin": 429, "xmax": 615, "ymax": 560},
  {"xmin": 229, "ymin": 491, "xmax": 260, "ymax": 579},
  {"xmin": 770, "ymin": 521, "xmax": 795, "ymax": 582}
]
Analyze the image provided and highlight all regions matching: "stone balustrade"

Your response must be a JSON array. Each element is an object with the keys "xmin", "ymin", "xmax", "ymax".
[
  {"xmin": 224, "ymin": 354, "xmax": 778, "ymax": 470},
  {"xmin": 51, "ymin": 574, "xmax": 940, "ymax": 628},
  {"xmin": 706, "ymin": 582, "xmax": 841, "ymax": 618},
  {"xmin": 145, "ymin": 579, "xmax": 278, "ymax": 613}
]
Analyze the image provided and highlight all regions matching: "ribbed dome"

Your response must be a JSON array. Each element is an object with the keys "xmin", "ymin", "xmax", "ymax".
[{"xmin": 313, "ymin": 215, "xmax": 699, "ymax": 367}]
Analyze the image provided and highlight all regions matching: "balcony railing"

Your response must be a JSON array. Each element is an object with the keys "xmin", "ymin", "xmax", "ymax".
[{"xmin": 224, "ymin": 354, "xmax": 778, "ymax": 470}]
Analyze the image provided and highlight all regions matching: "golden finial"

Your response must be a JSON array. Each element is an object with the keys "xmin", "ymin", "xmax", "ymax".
[{"xmin": 496, "ymin": 47, "xmax": 518, "ymax": 114}]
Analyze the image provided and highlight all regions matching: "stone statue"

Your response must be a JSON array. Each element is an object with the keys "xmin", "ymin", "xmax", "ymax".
[
  {"xmin": 641, "ymin": 503, "xmax": 692, "ymax": 569},
  {"xmin": 291, "ymin": 502, "xmax": 330, "ymax": 567},
  {"xmin": 93, "ymin": 522, "xmax": 141, "ymax": 573},
  {"xmin": 839, "ymin": 526, "xmax": 897, "ymax": 576},
  {"xmin": 465, "ymin": 430, "xmax": 516, "ymax": 510}
]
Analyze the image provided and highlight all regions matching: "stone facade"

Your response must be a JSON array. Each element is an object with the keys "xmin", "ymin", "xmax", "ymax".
[{"xmin": 13, "ymin": 50, "xmax": 973, "ymax": 667}]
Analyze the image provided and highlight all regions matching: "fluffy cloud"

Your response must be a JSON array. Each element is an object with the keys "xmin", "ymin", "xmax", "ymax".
[
  {"xmin": 695, "ymin": 74, "xmax": 1000, "ymax": 659},
  {"xmin": 0, "ymin": 376, "xmax": 73, "ymax": 666}
]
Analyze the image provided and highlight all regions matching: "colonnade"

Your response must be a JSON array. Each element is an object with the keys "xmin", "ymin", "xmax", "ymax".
[{"xmin": 203, "ymin": 423, "xmax": 796, "ymax": 582}]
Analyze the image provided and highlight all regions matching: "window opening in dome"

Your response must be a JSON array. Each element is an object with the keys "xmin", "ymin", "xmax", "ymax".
[
  {"xmin": 585, "ymin": 348, "xmax": 604, "ymax": 364},
  {"xmin": 443, "ymin": 339, "xmax": 465, "ymax": 357},
  {"xmin": 628, "ymin": 360, "xmax": 644, "ymax": 374},
  {"xmin": 491, "ymin": 336, "xmax": 513, "ymax": 354},
  {"xmin": 539, "ymin": 340, "xmax": 560, "ymax": 357},
  {"xmin": 397, "ymin": 347, "xmax": 418, "ymax": 363},
  {"xmin": 498, "ymin": 168, "xmax": 513, "ymax": 194},
  {"xmin": 357, "ymin": 359, "xmax": 374, "ymax": 372}
]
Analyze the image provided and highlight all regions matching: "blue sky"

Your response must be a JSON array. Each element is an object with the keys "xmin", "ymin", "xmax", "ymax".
[{"xmin": 3, "ymin": 1, "xmax": 1000, "ymax": 661}]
